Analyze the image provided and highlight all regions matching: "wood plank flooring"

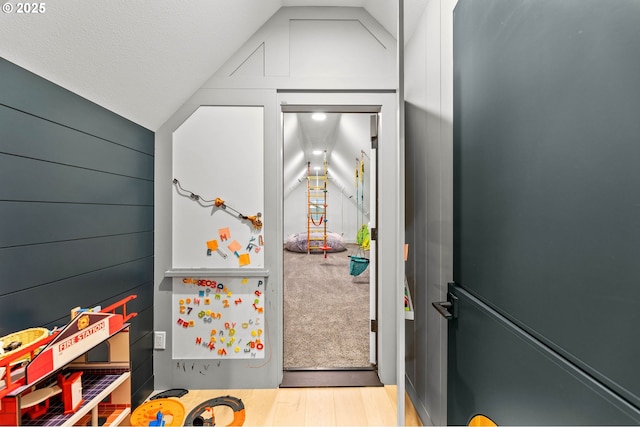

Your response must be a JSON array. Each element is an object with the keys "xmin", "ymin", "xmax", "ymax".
[{"xmin": 171, "ymin": 386, "xmax": 422, "ymax": 426}]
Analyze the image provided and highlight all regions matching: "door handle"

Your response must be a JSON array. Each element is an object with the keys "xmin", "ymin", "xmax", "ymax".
[
  {"xmin": 432, "ymin": 301, "xmax": 453, "ymax": 319},
  {"xmin": 432, "ymin": 292, "xmax": 458, "ymax": 320}
]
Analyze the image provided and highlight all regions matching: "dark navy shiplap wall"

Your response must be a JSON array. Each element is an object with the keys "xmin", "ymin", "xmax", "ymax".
[
  {"xmin": 0, "ymin": 58, "xmax": 154, "ymax": 406},
  {"xmin": 449, "ymin": 0, "xmax": 640, "ymax": 423}
]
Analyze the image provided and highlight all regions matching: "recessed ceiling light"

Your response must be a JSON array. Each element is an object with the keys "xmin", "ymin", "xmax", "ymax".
[
  {"xmin": 312, "ymin": 150, "xmax": 323, "ymax": 155},
  {"xmin": 314, "ymin": 166, "xmax": 321, "ymax": 171},
  {"xmin": 312, "ymin": 113, "xmax": 327, "ymax": 121}
]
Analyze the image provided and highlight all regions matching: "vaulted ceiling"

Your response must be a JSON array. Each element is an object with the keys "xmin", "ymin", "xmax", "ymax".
[
  {"xmin": 284, "ymin": 111, "xmax": 373, "ymax": 210},
  {"xmin": 0, "ymin": 0, "xmax": 426, "ymax": 131}
]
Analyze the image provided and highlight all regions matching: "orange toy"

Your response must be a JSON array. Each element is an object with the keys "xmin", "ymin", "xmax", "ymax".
[
  {"xmin": 130, "ymin": 398, "xmax": 185, "ymax": 427},
  {"xmin": 184, "ymin": 395, "xmax": 245, "ymax": 426},
  {"xmin": 173, "ymin": 178, "xmax": 263, "ymax": 230}
]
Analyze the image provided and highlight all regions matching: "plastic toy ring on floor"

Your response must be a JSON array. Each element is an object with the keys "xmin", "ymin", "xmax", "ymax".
[
  {"xmin": 149, "ymin": 388, "xmax": 189, "ymax": 400},
  {"xmin": 130, "ymin": 398, "xmax": 185, "ymax": 426},
  {"xmin": 184, "ymin": 395, "xmax": 245, "ymax": 426}
]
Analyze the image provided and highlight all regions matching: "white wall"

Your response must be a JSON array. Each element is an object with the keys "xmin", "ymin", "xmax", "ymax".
[
  {"xmin": 204, "ymin": 7, "xmax": 396, "ymax": 90},
  {"xmin": 155, "ymin": 6, "xmax": 400, "ymax": 391},
  {"xmin": 404, "ymin": 0, "xmax": 456, "ymax": 425},
  {"xmin": 172, "ymin": 106, "xmax": 264, "ymax": 268},
  {"xmin": 282, "ymin": 110, "xmax": 373, "ymax": 243},
  {"xmin": 284, "ymin": 179, "xmax": 365, "ymax": 243}
]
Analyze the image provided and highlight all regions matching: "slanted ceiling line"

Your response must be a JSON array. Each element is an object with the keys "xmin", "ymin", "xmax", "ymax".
[
  {"xmin": 289, "ymin": 18, "xmax": 387, "ymax": 49},
  {"xmin": 230, "ymin": 42, "xmax": 266, "ymax": 77}
]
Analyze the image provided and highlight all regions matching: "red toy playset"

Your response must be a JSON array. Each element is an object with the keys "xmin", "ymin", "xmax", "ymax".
[{"xmin": 0, "ymin": 295, "xmax": 136, "ymax": 426}]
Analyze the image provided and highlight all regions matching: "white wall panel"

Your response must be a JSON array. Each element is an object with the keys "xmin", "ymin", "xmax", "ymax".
[
  {"xmin": 204, "ymin": 7, "xmax": 396, "ymax": 90},
  {"xmin": 290, "ymin": 19, "xmax": 393, "ymax": 77},
  {"xmin": 172, "ymin": 106, "xmax": 264, "ymax": 268}
]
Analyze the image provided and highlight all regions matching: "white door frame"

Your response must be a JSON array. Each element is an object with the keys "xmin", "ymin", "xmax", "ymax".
[
  {"xmin": 277, "ymin": 91, "xmax": 404, "ymax": 420},
  {"xmin": 281, "ymin": 104, "xmax": 379, "ymax": 366}
]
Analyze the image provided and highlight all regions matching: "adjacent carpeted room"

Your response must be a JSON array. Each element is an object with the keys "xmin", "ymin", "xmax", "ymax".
[{"xmin": 283, "ymin": 244, "xmax": 372, "ymax": 371}]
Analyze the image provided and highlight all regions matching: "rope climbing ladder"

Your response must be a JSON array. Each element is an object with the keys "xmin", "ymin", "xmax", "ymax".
[{"xmin": 307, "ymin": 151, "xmax": 329, "ymax": 257}]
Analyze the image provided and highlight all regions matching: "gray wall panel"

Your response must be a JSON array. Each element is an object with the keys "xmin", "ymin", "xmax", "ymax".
[
  {"xmin": 0, "ymin": 59, "xmax": 153, "ymax": 154},
  {"xmin": 0, "ymin": 155, "xmax": 154, "ymax": 205},
  {"xmin": 404, "ymin": 1, "xmax": 454, "ymax": 423},
  {"xmin": 448, "ymin": 286, "xmax": 640, "ymax": 425},
  {"xmin": 132, "ymin": 374, "xmax": 155, "ymax": 408},
  {"xmin": 101, "ymin": 281, "xmax": 155, "ymax": 339},
  {"xmin": 0, "ymin": 258, "xmax": 152, "ymax": 333},
  {"xmin": 453, "ymin": 0, "xmax": 640, "ymax": 414},
  {"xmin": 0, "ymin": 202, "xmax": 153, "ymax": 248},
  {"xmin": 131, "ymin": 353, "xmax": 154, "ymax": 398},
  {"xmin": 129, "ymin": 292, "xmax": 153, "ymax": 346},
  {"xmin": 131, "ymin": 356, "xmax": 153, "ymax": 394},
  {"xmin": 404, "ymin": 102, "xmax": 427, "ymax": 398},
  {"xmin": 0, "ymin": 105, "xmax": 153, "ymax": 180},
  {"xmin": 94, "ymin": 274, "xmax": 154, "ymax": 322},
  {"xmin": 0, "ymin": 232, "xmax": 152, "ymax": 293},
  {"xmin": 0, "ymin": 58, "xmax": 154, "ymax": 404},
  {"xmin": 131, "ymin": 332, "xmax": 154, "ymax": 372}
]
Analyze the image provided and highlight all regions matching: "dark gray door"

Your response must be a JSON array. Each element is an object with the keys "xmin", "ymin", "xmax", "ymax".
[{"xmin": 444, "ymin": 0, "xmax": 640, "ymax": 424}]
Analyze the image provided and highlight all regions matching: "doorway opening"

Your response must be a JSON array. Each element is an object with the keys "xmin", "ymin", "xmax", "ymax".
[{"xmin": 282, "ymin": 106, "xmax": 379, "ymax": 385}]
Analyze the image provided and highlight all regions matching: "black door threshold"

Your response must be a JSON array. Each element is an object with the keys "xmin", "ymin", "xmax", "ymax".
[{"xmin": 280, "ymin": 369, "xmax": 383, "ymax": 388}]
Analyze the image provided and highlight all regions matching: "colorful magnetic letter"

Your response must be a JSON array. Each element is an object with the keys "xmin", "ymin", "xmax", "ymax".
[{"xmin": 219, "ymin": 228, "xmax": 231, "ymax": 241}]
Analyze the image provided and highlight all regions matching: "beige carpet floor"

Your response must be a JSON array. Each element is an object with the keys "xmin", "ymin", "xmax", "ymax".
[{"xmin": 283, "ymin": 245, "xmax": 371, "ymax": 369}]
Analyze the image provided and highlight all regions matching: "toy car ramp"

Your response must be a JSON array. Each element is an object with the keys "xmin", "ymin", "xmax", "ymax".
[{"xmin": 184, "ymin": 395, "xmax": 245, "ymax": 426}]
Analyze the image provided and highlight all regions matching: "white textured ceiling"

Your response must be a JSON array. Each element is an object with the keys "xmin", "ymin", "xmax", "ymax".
[{"xmin": 0, "ymin": 0, "xmax": 425, "ymax": 131}]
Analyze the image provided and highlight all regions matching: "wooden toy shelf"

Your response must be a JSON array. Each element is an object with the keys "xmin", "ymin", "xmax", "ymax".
[{"xmin": 0, "ymin": 296, "xmax": 136, "ymax": 426}]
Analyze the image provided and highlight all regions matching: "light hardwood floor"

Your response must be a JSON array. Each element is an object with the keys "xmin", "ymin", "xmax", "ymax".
[{"xmin": 171, "ymin": 386, "xmax": 423, "ymax": 426}]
